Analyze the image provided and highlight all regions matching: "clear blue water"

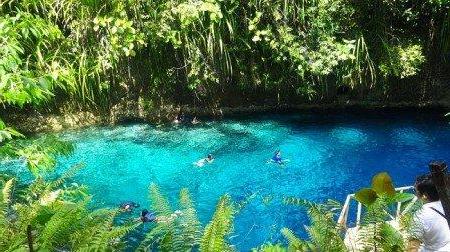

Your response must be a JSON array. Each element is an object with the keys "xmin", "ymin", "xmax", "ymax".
[{"xmin": 2, "ymin": 111, "xmax": 450, "ymax": 250}]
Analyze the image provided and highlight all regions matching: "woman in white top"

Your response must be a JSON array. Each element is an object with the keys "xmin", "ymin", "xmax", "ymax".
[{"xmin": 407, "ymin": 174, "xmax": 450, "ymax": 252}]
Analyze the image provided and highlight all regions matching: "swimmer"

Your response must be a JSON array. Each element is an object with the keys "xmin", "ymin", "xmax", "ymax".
[
  {"xmin": 272, "ymin": 150, "xmax": 283, "ymax": 164},
  {"xmin": 268, "ymin": 150, "xmax": 288, "ymax": 165},
  {"xmin": 194, "ymin": 154, "xmax": 214, "ymax": 167},
  {"xmin": 140, "ymin": 209, "xmax": 157, "ymax": 222},
  {"xmin": 192, "ymin": 116, "xmax": 200, "ymax": 125},
  {"xmin": 140, "ymin": 209, "xmax": 183, "ymax": 223},
  {"xmin": 173, "ymin": 114, "xmax": 181, "ymax": 124},
  {"xmin": 120, "ymin": 201, "xmax": 140, "ymax": 212}
]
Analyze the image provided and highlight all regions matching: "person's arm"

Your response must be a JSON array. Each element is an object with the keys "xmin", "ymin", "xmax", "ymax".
[{"xmin": 406, "ymin": 239, "xmax": 421, "ymax": 252}]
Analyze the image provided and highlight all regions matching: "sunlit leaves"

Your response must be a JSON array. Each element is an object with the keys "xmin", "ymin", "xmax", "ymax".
[
  {"xmin": 0, "ymin": 135, "xmax": 74, "ymax": 176},
  {"xmin": 355, "ymin": 172, "xmax": 414, "ymax": 206},
  {"xmin": 0, "ymin": 12, "xmax": 78, "ymax": 107},
  {"xmin": 0, "ymin": 169, "xmax": 136, "ymax": 251},
  {"xmin": 200, "ymin": 195, "xmax": 235, "ymax": 252},
  {"xmin": 372, "ymin": 172, "xmax": 396, "ymax": 196},
  {"xmin": 355, "ymin": 188, "xmax": 378, "ymax": 206},
  {"xmin": 380, "ymin": 44, "xmax": 426, "ymax": 78},
  {"xmin": 0, "ymin": 119, "xmax": 24, "ymax": 143}
]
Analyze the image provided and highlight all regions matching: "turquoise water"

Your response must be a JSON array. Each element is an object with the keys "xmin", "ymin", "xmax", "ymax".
[{"xmin": 3, "ymin": 111, "xmax": 450, "ymax": 250}]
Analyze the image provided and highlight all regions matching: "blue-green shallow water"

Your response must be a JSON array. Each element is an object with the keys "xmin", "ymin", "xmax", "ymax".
[{"xmin": 2, "ymin": 111, "xmax": 450, "ymax": 251}]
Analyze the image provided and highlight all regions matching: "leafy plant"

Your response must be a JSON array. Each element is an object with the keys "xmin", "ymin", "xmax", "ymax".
[
  {"xmin": 282, "ymin": 198, "xmax": 347, "ymax": 251},
  {"xmin": 200, "ymin": 195, "xmax": 235, "ymax": 252},
  {"xmin": 354, "ymin": 172, "xmax": 416, "ymax": 251},
  {"xmin": 138, "ymin": 184, "xmax": 235, "ymax": 252},
  {"xmin": 354, "ymin": 172, "xmax": 414, "ymax": 206},
  {"xmin": 0, "ymin": 135, "xmax": 74, "ymax": 176},
  {"xmin": 0, "ymin": 166, "xmax": 137, "ymax": 251}
]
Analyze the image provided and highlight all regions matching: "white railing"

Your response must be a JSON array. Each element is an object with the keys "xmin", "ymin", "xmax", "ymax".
[{"xmin": 337, "ymin": 186, "xmax": 417, "ymax": 229}]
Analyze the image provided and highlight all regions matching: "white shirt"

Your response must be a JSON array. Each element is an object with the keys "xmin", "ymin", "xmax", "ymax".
[{"xmin": 411, "ymin": 201, "xmax": 450, "ymax": 252}]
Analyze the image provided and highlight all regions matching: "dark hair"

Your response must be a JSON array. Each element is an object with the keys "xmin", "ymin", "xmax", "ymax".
[
  {"xmin": 415, "ymin": 174, "xmax": 440, "ymax": 202},
  {"xmin": 208, "ymin": 154, "xmax": 212, "ymax": 159},
  {"xmin": 141, "ymin": 209, "xmax": 149, "ymax": 217}
]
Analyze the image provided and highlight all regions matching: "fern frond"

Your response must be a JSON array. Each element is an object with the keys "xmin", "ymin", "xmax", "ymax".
[
  {"xmin": 174, "ymin": 188, "xmax": 202, "ymax": 251},
  {"xmin": 358, "ymin": 196, "xmax": 405, "ymax": 251},
  {"xmin": 38, "ymin": 202, "xmax": 87, "ymax": 250},
  {"xmin": 137, "ymin": 221, "xmax": 176, "ymax": 252},
  {"xmin": 1, "ymin": 179, "xmax": 14, "ymax": 205},
  {"xmin": 50, "ymin": 163, "xmax": 85, "ymax": 189},
  {"xmin": 200, "ymin": 195, "xmax": 235, "ymax": 252},
  {"xmin": 280, "ymin": 228, "xmax": 303, "ymax": 250},
  {"xmin": 283, "ymin": 197, "xmax": 345, "ymax": 252},
  {"xmin": 252, "ymin": 243, "xmax": 287, "ymax": 252},
  {"xmin": 149, "ymin": 183, "xmax": 172, "ymax": 216}
]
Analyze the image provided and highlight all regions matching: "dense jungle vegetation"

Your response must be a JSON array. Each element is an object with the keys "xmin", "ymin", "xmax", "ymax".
[{"xmin": 0, "ymin": 0, "xmax": 449, "ymax": 112}]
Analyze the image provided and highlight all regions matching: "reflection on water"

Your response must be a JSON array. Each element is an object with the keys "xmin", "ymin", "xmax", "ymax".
[{"xmin": 1, "ymin": 112, "xmax": 449, "ymax": 250}]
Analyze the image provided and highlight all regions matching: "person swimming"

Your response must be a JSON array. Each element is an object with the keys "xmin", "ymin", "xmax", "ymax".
[
  {"xmin": 192, "ymin": 116, "xmax": 200, "ymax": 125},
  {"xmin": 194, "ymin": 154, "xmax": 214, "ymax": 167},
  {"xmin": 120, "ymin": 201, "xmax": 140, "ymax": 212},
  {"xmin": 140, "ymin": 209, "xmax": 157, "ymax": 223},
  {"xmin": 269, "ymin": 150, "xmax": 284, "ymax": 165},
  {"xmin": 272, "ymin": 150, "xmax": 282, "ymax": 163},
  {"xmin": 140, "ymin": 209, "xmax": 183, "ymax": 223}
]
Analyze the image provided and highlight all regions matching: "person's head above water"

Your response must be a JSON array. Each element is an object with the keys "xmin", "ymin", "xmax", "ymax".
[
  {"xmin": 120, "ymin": 201, "xmax": 139, "ymax": 211},
  {"xmin": 141, "ymin": 209, "xmax": 149, "ymax": 216},
  {"xmin": 414, "ymin": 174, "xmax": 440, "ymax": 202},
  {"xmin": 207, "ymin": 154, "xmax": 213, "ymax": 160}
]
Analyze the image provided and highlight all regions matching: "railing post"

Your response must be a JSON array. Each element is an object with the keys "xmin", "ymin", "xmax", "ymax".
[
  {"xmin": 338, "ymin": 195, "xmax": 352, "ymax": 228},
  {"xmin": 429, "ymin": 161, "xmax": 450, "ymax": 230},
  {"xmin": 356, "ymin": 202, "xmax": 362, "ymax": 226},
  {"xmin": 396, "ymin": 189, "xmax": 403, "ymax": 219}
]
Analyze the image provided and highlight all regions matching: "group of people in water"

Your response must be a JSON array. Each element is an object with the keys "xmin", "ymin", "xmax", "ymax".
[
  {"xmin": 119, "ymin": 150, "xmax": 286, "ymax": 223},
  {"xmin": 193, "ymin": 150, "xmax": 286, "ymax": 168},
  {"xmin": 118, "ymin": 157, "xmax": 450, "ymax": 252}
]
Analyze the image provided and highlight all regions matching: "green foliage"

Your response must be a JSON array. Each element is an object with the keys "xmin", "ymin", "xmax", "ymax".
[
  {"xmin": 283, "ymin": 198, "xmax": 346, "ymax": 251},
  {"xmin": 0, "ymin": 119, "xmax": 24, "ymax": 143},
  {"xmin": 0, "ymin": 135, "xmax": 74, "ymax": 175},
  {"xmin": 355, "ymin": 172, "xmax": 414, "ymax": 206},
  {"xmin": 358, "ymin": 196, "xmax": 405, "ymax": 251},
  {"xmin": 0, "ymin": 166, "xmax": 136, "ymax": 251},
  {"xmin": 1, "ymin": 0, "xmax": 447, "ymax": 109},
  {"xmin": 200, "ymin": 195, "xmax": 235, "ymax": 252},
  {"xmin": 380, "ymin": 44, "xmax": 426, "ymax": 79},
  {"xmin": 140, "ymin": 185, "xmax": 236, "ymax": 252},
  {"xmin": 139, "ymin": 184, "xmax": 203, "ymax": 252},
  {"xmin": 353, "ymin": 173, "xmax": 418, "ymax": 251},
  {"xmin": 0, "ymin": 12, "xmax": 64, "ymax": 107},
  {"xmin": 252, "ymin": 243, "xmax": 287, "ymax": 252}
]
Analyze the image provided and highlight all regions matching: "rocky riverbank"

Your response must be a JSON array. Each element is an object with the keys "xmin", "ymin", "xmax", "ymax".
[{"xmin": 3, "ymin": 100, "xmax": 449, "ymax": 134}]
